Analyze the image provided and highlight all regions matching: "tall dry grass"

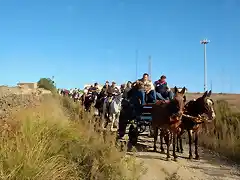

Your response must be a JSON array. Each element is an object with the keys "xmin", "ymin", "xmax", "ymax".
[
  {"xmin": 200, "ymin": 100, "xmax": 240, "ymax": 162},
  {"xmin": 0, "ymin": 95, "xmax": 143, "ymax": 180}
]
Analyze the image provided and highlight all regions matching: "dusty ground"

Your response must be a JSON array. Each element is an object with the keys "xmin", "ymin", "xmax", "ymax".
[
  {"xmin": 129, "ymin": 135, "xmax": 240, "ymax": 180},
  {"xmin": 131, "ymin": 92, "xmax": 240, "ymax": 180}
]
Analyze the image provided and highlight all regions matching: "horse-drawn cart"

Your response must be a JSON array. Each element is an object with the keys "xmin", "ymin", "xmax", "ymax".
[
  {"xmin": 137, "ymin": 103, "xmax": 154, "ymax": 135},
  {"xmin": 127, "ymin": 103, "xmax": 155, "ymax": 145}
]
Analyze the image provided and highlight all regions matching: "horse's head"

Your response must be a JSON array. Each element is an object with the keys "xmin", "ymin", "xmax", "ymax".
[
  {"xmin": 172, "ymin": 86, "xmax": 187, "ymax": 117},
  {"xmin": 194, "ymin": 90, "xmax": 216, "ymax": 121}
]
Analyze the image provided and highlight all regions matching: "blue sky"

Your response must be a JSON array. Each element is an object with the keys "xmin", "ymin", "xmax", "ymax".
[{"xmin": 0, "ymin": 0, "xmax": 240, "ymax": 93}]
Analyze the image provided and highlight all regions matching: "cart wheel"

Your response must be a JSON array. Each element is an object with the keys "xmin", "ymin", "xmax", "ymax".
[
  {"xmin": 149, "ymin": 127, "xmax": 154, "ymax": 137},
  {"xmin": 137, "ymin": 122, "xmax": 146, "ymax": 133}
]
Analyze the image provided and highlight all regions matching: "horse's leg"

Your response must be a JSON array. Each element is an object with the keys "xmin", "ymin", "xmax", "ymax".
[
  {"xmin": 153, "ymin": 127, "xmax": 158, "ymax": 152},
  {"xmin": 110, "ymin": 114, "xmax": 114, "ymax": 131},
  {"xmin": 177, "ymin": 129, "xmax": 184, "ymax": 153},
  {"xmin": 194, "ymin": 130, "xmax": 200, "ymax": 160},
  {"xmin": 188, "ymin": 130, "xmax": 193, "ymax": 159},
  {"xmin": 115, "ymin": 112, "xmax": 120, "ymax": 130},
  {"xmin": 159, "ymin": 130, "xmax": 165, "ymax": 153},
  {"xmin": 176, "ymin": 134, "xmax": 180, "ymax": 153},
  {"xmin": 172, "ymin": 131, "xmax": 177, "ymax": 161},
  {"xmin": 118, "ymin": 112, "xmax": 127, "ymax": 139},
  {"xmin": 102, "ymin": 103, "xmax": 106, "ymax": 129},
  {"xmin": 179, "ymin": 132, "xmax": 184, "ymax": 153},
  {"xmin": 164, "ymin": 132, "xmax": 170, "ymax": 160}
]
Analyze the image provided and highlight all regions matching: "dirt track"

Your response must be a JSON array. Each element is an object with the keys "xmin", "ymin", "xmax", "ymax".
[{"xmin": 129, "ymin": 135, "xmax": 240, "ymax": 180}]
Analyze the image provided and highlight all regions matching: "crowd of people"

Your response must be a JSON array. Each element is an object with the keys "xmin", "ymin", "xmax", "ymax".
[
  {"xmin": 83, "ymin": 73, "xmax": 174, "ymax": 106},
  {"xmin": 58, "ymin": 72, "xmax": 174, "ymax": 106}
]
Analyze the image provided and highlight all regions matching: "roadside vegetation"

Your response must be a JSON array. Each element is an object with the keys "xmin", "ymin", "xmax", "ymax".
[
  {"xmin": 1, "ymin": 77, "xmax": 239, "ymax": 179},
  {"xmin": 0, "ymin": 80, "xmax": 144, "ymax": 180},
  {"xmin": 200, "ymin": 100, "xmax": 240, "ymax": 162}
]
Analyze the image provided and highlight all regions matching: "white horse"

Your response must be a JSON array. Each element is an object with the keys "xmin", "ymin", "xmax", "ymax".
[{"xmin": 102, "ymin": 94, "xmax": 123, "ymax": 131}]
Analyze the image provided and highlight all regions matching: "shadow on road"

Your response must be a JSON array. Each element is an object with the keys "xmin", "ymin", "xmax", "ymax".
[{"xmin": 126, "ymin": 141, "xmax": 169, "ymax": 161}]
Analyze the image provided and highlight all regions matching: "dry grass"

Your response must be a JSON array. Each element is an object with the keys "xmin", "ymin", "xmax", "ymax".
[
  {"xmin": 0, "ymin": 95, "xmax": 144, "ymax": 180},
  {"xmin": 186, "ymin": 92, "xmax": 240, "ymax": 162},
  {"xmin": 198, "ymin": 99, "xmax": 240, "ymax": 162}
]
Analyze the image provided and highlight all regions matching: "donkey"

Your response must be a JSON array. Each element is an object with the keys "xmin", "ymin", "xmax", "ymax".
[
  {"xmin": 151, "ymin": 86, "xmax": 186, "ymax": 161},
  {"xmin": 176, "ymin": 90, "xmax": 216, "ymax": 159}
]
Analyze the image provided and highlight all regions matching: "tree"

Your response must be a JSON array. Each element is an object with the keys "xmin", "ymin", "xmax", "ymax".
[{"xmin": 37, "ymin": 78, "xmax": 56, "ymax": 91}]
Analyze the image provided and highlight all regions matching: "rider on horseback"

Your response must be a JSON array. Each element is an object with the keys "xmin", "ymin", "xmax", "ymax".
[
  {"xmin": 100, "ymin": 81, "xmax": 110, "ymax": 97},
  {"xmin": 107, "ymin": 81, "xmax": 121, "ymax": 98},
  {"xmin": 87, "ymin": 82, "xmax": 100, "ymax": 102},
  {"xmin": 122, "ymin": 81, "xmax": 132, "ymax": 99},
  {"xmin": 154, "ymin": 75, "xmax": 174, "ymax": 103}
]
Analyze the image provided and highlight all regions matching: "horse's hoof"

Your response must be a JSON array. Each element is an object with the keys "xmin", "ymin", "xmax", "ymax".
[
  {"xmin": 173, "ymin": 158, "xmax": 178, "ymax": 162},
  {"xmin": 188, "ymin": 155, "xmax": 193, "ymax": 160},
  {"xmin": 176, "ymin": 149, "xmax": 180, "ymax": 153},
  {"xmin": 166, "ymin": 157, "xmax": 170, "ymax": 161},
  {"xmin": 160, "ymin": 150, "xmax": 165, "ymax": 154},
  {"xmin": 180, "ymin": 150, "xmax": 183, "ymax": 153}
]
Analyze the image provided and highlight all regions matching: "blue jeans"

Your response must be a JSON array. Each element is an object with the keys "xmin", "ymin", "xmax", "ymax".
[
  {"xmin": 139, "ymin": 89, "xmax": 157, "ymax": 105},
  {"xmin": 156, "ymin": 91, "xmax": 174, "ymax": 100},
  {"xmin": 146, "ymin": 90, "xmax": 157, "ymax": 104},
  {"xmin": 139, "ymin": 89, "xmax": 146, "ymax": 105}
]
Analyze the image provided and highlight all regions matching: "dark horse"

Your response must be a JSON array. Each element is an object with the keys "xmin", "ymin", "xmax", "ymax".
[
  {"xmin": 117, "ymin": 81, "xmax": 144, "ymax": 141},
  {"xmin": 82, "ymin": 93, "xmax": 95, "ymax": 112},
  {"xmin": 94, "ymin": 93, "xmax": 106, "ymax": 116},
  {"xmin": 151, "ymin": 87, "xmax": 186, "ymax": 161},
  {"xmin": 176, "ymin": 90, "xmax": 216, "ymax": 159}
]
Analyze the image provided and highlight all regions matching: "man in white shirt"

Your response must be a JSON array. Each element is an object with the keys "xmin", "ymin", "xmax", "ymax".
[{"xmin": 137, "ymin": 73, "xmax": 156, "ymax": 105}]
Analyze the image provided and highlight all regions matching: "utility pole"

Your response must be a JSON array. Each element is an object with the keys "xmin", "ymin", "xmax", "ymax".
[
  {"xmin": 200, "ymin": 39, "xmax": 210, "ymax": 92},
  {"xmin": 148, "ymin": 56, "xmax": 152, "ymax": 80},
  {"xmin": 135, "ymin": 50, "xmax": 138, "ymax": 80}
]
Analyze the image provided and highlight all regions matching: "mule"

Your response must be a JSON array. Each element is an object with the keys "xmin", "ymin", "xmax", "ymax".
[
  {"xmin": 176, "ymin": 90, "xmax": 216, "ymax": 159},
  {"xmin": 151, "ymin": 86, "xmax": 186, "ymax": 161},
  {"xmin": 102, "ymin": 94, "xmax": 123, "ymax": 131}
]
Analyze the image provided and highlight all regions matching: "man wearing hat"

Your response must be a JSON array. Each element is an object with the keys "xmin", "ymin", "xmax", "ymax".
[
  {"xmin": 88, "ymin": 82, "xmax": 100, "ymax": 101},
  {"xmin": 100, "ymin": 81, "xmax": 110, "ymax": 96},
  {"xmin": 107, "ymin": 81, "xmax": 120, "ymax": 96}
]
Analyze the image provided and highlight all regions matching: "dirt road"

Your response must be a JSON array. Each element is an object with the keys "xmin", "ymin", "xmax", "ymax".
[{"xmin": 128, "ymin": 135, "xmax": 240, "ymax": 180}]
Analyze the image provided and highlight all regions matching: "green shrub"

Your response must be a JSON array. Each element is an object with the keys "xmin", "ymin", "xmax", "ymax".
[{"xmin": 37, "ymin": 78, "xmax": 56, "ymax": 92}]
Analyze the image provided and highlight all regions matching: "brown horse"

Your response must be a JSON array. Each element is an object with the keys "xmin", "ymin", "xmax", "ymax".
[
  {"xmin": 151, "ymin": 86, "xmax": 186, "ymax": 161},
  {"xmin": 176, "ymin": 90, "xmax": 216, "ymax": 160}
]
